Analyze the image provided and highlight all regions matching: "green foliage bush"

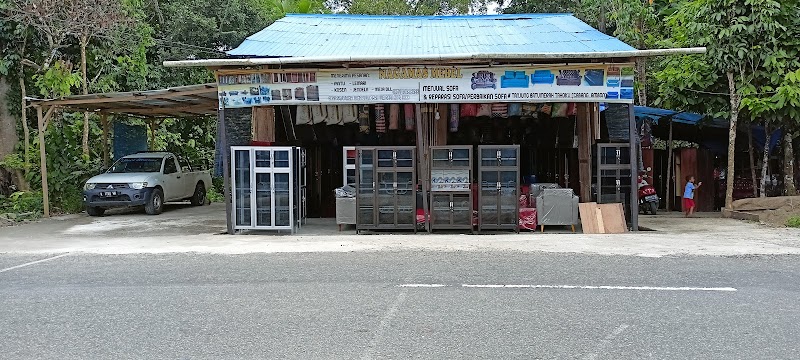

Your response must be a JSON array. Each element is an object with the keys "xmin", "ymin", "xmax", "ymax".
[
  {"xmin": 0, "ymin": 191, "xmax": 44, "ymax": 220},
  {"xmin": 207, "ymin": 177, "xmax": 224, "ymax": 202},
  {"xmin": 787, "ymin": 216, "xmax": 800, "ymax": 228}
]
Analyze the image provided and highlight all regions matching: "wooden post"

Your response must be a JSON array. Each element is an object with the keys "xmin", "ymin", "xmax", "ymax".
[
  {"xmin": 101, "ymin": 114, "xmax": 111, "ymax": 168},
  {"xmin": 220, "ymin": 107, "xmax": 233, "ymax": 234},
  {"xmin": 628, "ymin": 104, "xmax": 638, "ymax": 231},
  {"xmin": 665, "ymin": 117, "xmax": 674, "ymax": 211},
  {"xmin": 415, "ymin": 104, "xmax": 430, "ymax": 232},
  {"xmin": 747, "ymin": 125, "xmax": 757, "ymax": 197},
  {"xmin": 577, "ymin": 103, "xmax": 592, "ymax": 202},
  {"xmin": 37, "ymin": 106, "xmax": 55, "ymax": 218}
]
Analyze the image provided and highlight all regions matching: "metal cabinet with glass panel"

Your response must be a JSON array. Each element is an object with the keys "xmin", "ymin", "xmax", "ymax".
[
  {"xmin": 356, "ymin": 146, "xmax": 416, "ymax": 233},
  {"xmin": 595, "ymin": 143, "xmax": 632, "ymax": 225},
  {"xmin": 343, "ymin": 146, "xmax": 356, "ymax": 186},
  {"xmin": 231, "ymin": 146, "xmax": 306, "ymax": 233},
  {"xmin": 478, "ymin": 145, "xmax": 520, "ymax": 232},
  {"xmin": 429, "ymin": 146, "xmax": 473, "ymax": 232}
]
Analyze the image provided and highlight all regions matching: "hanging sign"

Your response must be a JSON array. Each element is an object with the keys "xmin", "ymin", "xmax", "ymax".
[{"xmin": 217, "ymin": 63, "xmax": 634, "ymax": 108}]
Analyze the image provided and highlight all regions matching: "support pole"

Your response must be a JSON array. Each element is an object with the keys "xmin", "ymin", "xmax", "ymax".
[
  {"xmin": 628, "ymin": 104, "xmax": 638, "ymax": 231},
  {"xmin": 577, "ymin": 103, "xmax": 592, "ymax": 202},
  {"xmin": 36, "ymin": 106, "xmax": 54, "ymax": 218},
  {"xmin": 666, "ymin": 118, "xmax": 674, "ymax": 211},
  {"xmin": 415, "ymin": 104, "xmax": 430, "ymax": 233},
  {"xmin": 101, "ymin": 114, "xmax": 111, "ymax": 168},
  {"xmin": 219, "ymin": 107, "xmax": 233, "ymax": 234}
]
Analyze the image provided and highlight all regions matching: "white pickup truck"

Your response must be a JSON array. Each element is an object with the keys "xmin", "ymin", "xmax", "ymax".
[{"xmin": 83, "ymin": 152, "xmax": 212, "ymax": 216}]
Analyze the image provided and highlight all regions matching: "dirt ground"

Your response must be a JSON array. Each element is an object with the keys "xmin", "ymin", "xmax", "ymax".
[{"xmin": 731, "ymin": 196, "xmax": 800, "ymax": 227}]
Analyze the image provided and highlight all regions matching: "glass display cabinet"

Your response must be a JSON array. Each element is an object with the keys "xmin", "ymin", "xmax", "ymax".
[
  {"xmin": 231, "ymin": 146, "xmax": 306, "ymax": 233},
  {"xmin": 429, "ymin": 146, "xmax": 473, "ymax": 232},
  {"xmin": 478, "ymin": 145, "xmax": 520, "ymax": 232},
  {"xmin": 343, "ymin": 146, "xmax": 356, "ymax": 187},
  {"xmin": 356, "ymin": 146, "xmax": 417, "ymax": 233}
]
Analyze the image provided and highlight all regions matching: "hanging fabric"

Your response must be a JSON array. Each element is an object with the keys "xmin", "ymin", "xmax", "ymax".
[
  {"xmin": 539, "ymin": 103, "xmax": 552, "ymax": 116},
  {"xmin": 551, "ymin": 103, "xmax": 568, "ymax": 118},
  {"xmin": 326, "ymin": 105, "xmax": 342, "ymax": 125},
  {"xmin": 507, "ymin": 103, "xmax": 522, "ymax": 117},
  {"xmin": 374, "ymin": 104, "xmax": 386, "ymax": 133},
  {"xmin": 358, "ymin": 104, "xmax": 370, "ymax": 133},
  {"xmin": 295, "ymin": 106, "xmax": 311, "ymax": 125},
  {"xmin": 339, "ymin": 105, "xmax": 358, "ymax": 124},
  {"xmin": 567, "ymin": 102, "xmax": 578, "ymax": 117},
  {"xmin": 491, "ymin": 103, "xmax": 508, "ymax": 118},
  {"xmin": 521, "ymin": 103, "xmax": 537, "ymax": 118},
  {"xmin": 449, "ymin": 104, "xmax": 460, "ymax": 132},
  {"xmin": 460, "ymin": 103, "xmax": 478, "ymax": 117},
  {"xmin": 310, "ymin": 105, "xmax": 327, "ymax": 124},
  {"xmin": 403, "ymin": 104, "xmax": 415, "ymax": 131},
  {"xmin": 388, "ymin": 104, "xmax": 400, "ymax": 130},
  {"xmin": 476, "ymin": 104, "xmax": 492, "ymax": 117}
]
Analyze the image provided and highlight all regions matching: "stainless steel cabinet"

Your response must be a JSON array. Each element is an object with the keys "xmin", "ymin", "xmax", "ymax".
[
  {"xmin": 231, "ymin": 146, "xmax": 306, "ymax": 233},
  {"xmin": 356, "ymin": 146, "xmax": 416, "ymax": 232},
  {"xmin": 478, "ymin": 145, "xmax": 520, "ymax": 232},
  {"xmin": 429, "ymin": 146, "xmax": 473, "ymax": 231}
]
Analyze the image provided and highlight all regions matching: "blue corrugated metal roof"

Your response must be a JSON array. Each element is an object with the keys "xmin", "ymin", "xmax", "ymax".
[
  {"xmin": 227, "ymin": 13, "xmax": 637, "ymax": 58},
  {"xmin": 634, "ymin": 106, "xmax": 728, "ymax": 128}
]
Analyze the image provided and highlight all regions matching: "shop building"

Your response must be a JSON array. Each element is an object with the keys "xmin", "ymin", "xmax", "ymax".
[{"xmin": 165, "ymin": 13, "xmax": 704, "ymax": 234}]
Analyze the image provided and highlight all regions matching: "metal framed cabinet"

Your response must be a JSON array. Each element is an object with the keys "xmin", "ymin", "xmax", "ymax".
[
  {"xmin": 595, "ymin": 143, "xmax": 632, "ymax": 225},
  {"xmin": 429, "ymin": 146, "xmax": 473, "ymax": 232},
  {"xmin": 478, "ymin": 145, "xmax": 520, "ymax": 232},
  {"xmin": 231, "ymin": 146, "xmax": 306, "ymax": 233},
  {"xmin": 356, "ymin": 146, "xmax": 417, "ymax": 233},
  {"xmin": 343, "ymin": 146, "xmax": 356, "ymax": 186}
]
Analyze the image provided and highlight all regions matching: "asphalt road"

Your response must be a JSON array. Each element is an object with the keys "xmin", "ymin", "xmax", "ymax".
[{"xmin": 1, "ymin": 251, "xmax": 799, "ymax": 359}]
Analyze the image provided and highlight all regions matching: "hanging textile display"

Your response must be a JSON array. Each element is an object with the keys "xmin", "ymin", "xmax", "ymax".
[
  {"xmin": 295, "ymin": 106, "xmax": 311, "ymax": 125},
  {"xmin": 507, "ymin": 103, "xmax": 522, "ymax": 117},
  {"xmin": 567, "ymin": 102, "xmax": 578, "ymax": 117},
  {"xmin": 551, "ymin": 103, "xmax": 568, "ymax": 118},
  {"xmin": 460, "ymin": 103, "xmax": 478, "ymax": 117},
  {"xmin": 539, "ymin": 103, "xmax": 552, "ymax": 116},
  {"xmin": 476, "ymin": 104, "xmax": 492, "ymax": 117},
  {"xmin": 339, "ymin": 105, "xmax": 358, "ymax": 124},
  {"xmin": 403, "ymin": 104, "xmax": 415, "ymax": 130},
  {"xmin": 310, "ymin": 105, "xmax": 327, "ymax": 124},
  {"xmin": 521, "ymin": 103, "xmax": 538, "ymax": 118},
  {"xmin": 491, "ymin": 103, "xmax": 509, "ymax": 118},
  {"xmin": 326, "ymin": 105, "xmax": 342, "ymax": 125},
  {"xmin": 449, "ymin": 104, "xmax": 460, "ymax": 132},
  {"xmin": 358, "ymin": 104, "xmax": 370, "ymax": 133},
  {"xmin": 374, "ymin": 104, "xmax": 386, "ymax": 133},
  {"xmin": 388, "ymin": 104, "xmax": 400, "ymax": 130}
]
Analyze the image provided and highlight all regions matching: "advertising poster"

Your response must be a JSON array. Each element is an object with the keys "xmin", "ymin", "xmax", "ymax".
[
  {"xmin": 431, "ymin": 169, "xmax": 471, "ymax": 192},
  {"xmin": 217, "ymin": 64, "xmax": 634, "ymax": 108}
]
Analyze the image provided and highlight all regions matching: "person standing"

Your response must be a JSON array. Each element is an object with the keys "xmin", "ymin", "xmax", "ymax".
[{"xmin": 683, "ymin": 175, "xmax": 702, "ymax": 217}]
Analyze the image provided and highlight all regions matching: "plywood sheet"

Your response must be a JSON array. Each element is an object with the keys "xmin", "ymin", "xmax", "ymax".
[
  {"xmin": 598, "ymin": 203, "xmax": 627, "ymax": 233},
  {"xmin": 579, "ymin": 202, "xmax": 600, "ymax": 234}
]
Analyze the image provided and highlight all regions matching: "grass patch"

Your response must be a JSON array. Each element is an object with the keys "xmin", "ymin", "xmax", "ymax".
[{"xmin": 787, "ymin": 216, "xmax": 800, "ymax": 228}]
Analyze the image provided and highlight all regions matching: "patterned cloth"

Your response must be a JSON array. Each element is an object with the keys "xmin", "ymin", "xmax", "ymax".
[
  {"xmin": 507, "ymin": 103, "xmax": 522, "ymax": 117},
  {"xmin": 374, "ymin": 104, "xmax": 386, "ymax": 133},
  {"xmin": 295, "ymin": 106, "xmax": 311, "ymax": 125},
  {"xmin": 388, "ymin": 104, "xmax": 400, "ymax": 130},
  {"xmin": 404, "ymin": 104, "xmax": 415, "ymax": 130},
  {"xmin": 449, "ymin": 104, "xmax": 460, "ymax": 132},
  {"xmin": 339, "ymin": 105, "xmax": 358, "ymax": 124},
  {"xmin": 358, "ymin": 104, "xmax": 370, "ymax": 133},
  {"xmin": 326, "ymin": 105, "xmax": 342, "ymax": 125},
  {"xmin": 460, "ymin": 104, "xmax": 478, "ymax": 117},
  {"xmin": 310, "ymin": 105, "xmax": 327, "ymax": 124},
  {"xmin": 491, "ymin": 103, "xmax": 508, "ymax": 118},
  {"xmin": 476, "ymin": 104, "xmax": 492, "ymax": 117}
]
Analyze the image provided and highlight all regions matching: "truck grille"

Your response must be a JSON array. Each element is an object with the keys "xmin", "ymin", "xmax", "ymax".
[{"xmin": 96, "ymin": 183, "xmax": 129, "ymax": 189}]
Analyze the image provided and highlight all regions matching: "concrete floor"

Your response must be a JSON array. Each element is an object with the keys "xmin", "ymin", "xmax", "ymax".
[{"xmin": 1, "ymin": 202, "xmax": 799, "ymax": 256}]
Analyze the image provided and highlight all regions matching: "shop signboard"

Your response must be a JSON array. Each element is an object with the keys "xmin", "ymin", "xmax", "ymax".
[{"xmin": 217, "ymin": 63, "xmax": 634, "ymax": 108}]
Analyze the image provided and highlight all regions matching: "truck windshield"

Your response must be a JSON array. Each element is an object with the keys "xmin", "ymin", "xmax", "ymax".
[{"xmin": 108, "ymin": 158, "xmax": 162, "ymax": 173}]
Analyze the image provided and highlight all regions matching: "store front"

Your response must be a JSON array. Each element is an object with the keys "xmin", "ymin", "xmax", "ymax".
[{"xmin": 164, "ymin": 13, "xmax": 705, "ymax": 234}]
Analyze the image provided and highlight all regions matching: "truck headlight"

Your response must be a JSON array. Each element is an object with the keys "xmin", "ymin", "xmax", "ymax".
[
  {"xmin": 84, "ymin": 183, "xmax": 96, "ymax": 190},
  {"xmin": 129, "ymin": 182, "xmax": 148, "ymax": 190}
]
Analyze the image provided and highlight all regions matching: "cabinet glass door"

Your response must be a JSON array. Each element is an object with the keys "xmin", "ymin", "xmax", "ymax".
[
  {"xmin": 432, "ymin": 149, "xmax": 450, "ymax": 169},
  {"xmin": 452, "ymin": 193, "xmax": 471, "ymax": 225},
  {"xmin": 396, "ymin": 171, "xmax": 415, "ymax": 225},
  {"xmin": 357, "ymin": 150, "xmax": 375, "ymax": 226},
  {"xmin": 255, "ymin": 150, "xmax": 271, "ymax": 168},
  {"xmin": 396, "ymin": 149, "xmax": 414, "ymax": 168},
  {"xmin": 451, "ymin": 148, "xmax": 470, "ymax": 167},
  {"xmin": 480, "ymin": 170, "xmax": 499, "ymax": 225},
  {"xmin": 274, "ymin": 173, "xmax": 290, "ymax": 226},
  {"xmin": 377, "ymin": 171, "xmax": 396, "ymax": 225},
  {"xmin": 499, "ymin": 170, "xmax": 518, "ymax": 225},
  {"xmin": 255, "ymin": 173, "xmax": 272, "ymax": 227},
  {"xmin": 234, "ymin": 150, "xmax": 251, "ymax": 227},
  {"xmin": 431, "ymin": 194, "xmax": 451, "ymax": 225},
  {"xmin": 274, "ymin": 150, "xmax": 290, "ymax": 168},
  {"xmin": 377, "ymin": 150, "xmax": 394, "ymax": 168}
]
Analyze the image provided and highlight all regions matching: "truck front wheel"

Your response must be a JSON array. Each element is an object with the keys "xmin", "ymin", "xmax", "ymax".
[
  {"xmin": 145, "ymin": 188, "xmax": 164, "ymax": 215},
  {"xmin": 191, "ymin": 182, "xmax": 206, "ymax": 206},
  {"xmin": 86, "ymin": 206, "xmax": 105, "ymax": 217}
]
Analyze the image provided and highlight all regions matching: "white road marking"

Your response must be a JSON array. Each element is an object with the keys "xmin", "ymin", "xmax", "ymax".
[
  {"xmin": 0, "ymin": 253, "xmax": 70, "ymax": 274},
  {"xmin": 397, "ymin": 284, "xmax": 737, "ymax": 292},
  {"xmin": 584, "ymin": 324, "xmax": 630, "ymax": 360},
  {"xmin": 362, "ymin": 292, "xmax": 407, "ymax": 360},
  {"xmin": 396, "ymin": 284, "xmax": 447, "ymax": 288}
]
